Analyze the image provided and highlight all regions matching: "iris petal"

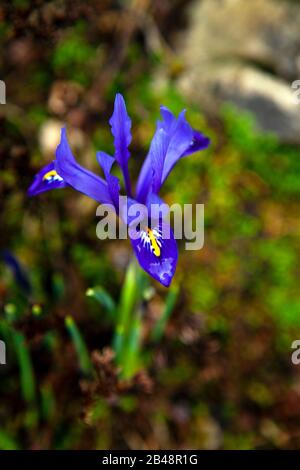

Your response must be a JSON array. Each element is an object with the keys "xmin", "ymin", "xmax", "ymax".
[
  {"xmin": 182, "ymin": 129, "xmax": 210, "ymax": 157},
  {"xmin": 55, "ymin": 128, "xmax": 113, "ymax": 205},
  {"xmin": 97, "ymin": 151, "xmax": 120, "ymax": 211},
  {"xmin": 136, "ymin": 110, "xmax": 191, "ymax": 201},
  {"xmin": 149, "ymin": 128, "xmax": 169, "ymax": 195},
  {"xmin": 146, "ymin": 192, "xmax": 169, "ymax": 221},
  {"xmin": 109, "ymin": 93, "xmax": 132, "ymax": 196},
  {"xmin": 130, "ymin": 220, "xmax": 178, "ymax": 287},
  {"xmin": 136, "ymin": 106, "xmax": 210, "ymax": 203},
  {"xmin": 135, "ymin": 155, "xmax": 152, "ymax": 204},
  {"xmin": 160, "ymin": 110, "xmax": 193, "ymax": 183},
  {"xmin": 28, "ymin": 161, "xmax": 67, "ymax": 197}
]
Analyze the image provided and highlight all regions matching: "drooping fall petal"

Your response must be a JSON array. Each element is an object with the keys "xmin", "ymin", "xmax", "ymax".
[
  {"xmin": 27, "ymin": 160, "xmax": 67, "ymax": 197},
  {"xmin": 55, "ymin": 128, "xmax": 113, "ymax": 205},
  {"xmin": 130, "ymin": 220, "xmax": 178, "ymax": 287}
]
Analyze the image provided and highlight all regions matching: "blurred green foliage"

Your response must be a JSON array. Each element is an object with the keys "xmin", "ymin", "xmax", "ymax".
[{"xmin": 51, "ymin": 23, "xmax": 96, "ymax": 86}]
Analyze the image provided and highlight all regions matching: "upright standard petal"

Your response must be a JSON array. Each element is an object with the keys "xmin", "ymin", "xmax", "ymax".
[
  {"xmin": 109, "ymin": 93, "xmax": 132, "ymax": 196},
  {"xmin": 146, "ymin": 192, "xmax": 169, "ymax": 221},
  {"xmin": 55, "ymin": 128, "xmax": 113, "ymax": 205},
  {"xmin": 136, "ymin": 107, "xmax": 210, "ymax": 202},
  {"xmin": 158, "ymin": 109, "xmax": 193, "ymax": 183},
  {"xmin": 28, "ymin": 161, "xmax": 67, "ymax": 197},
  {"xmin": 159, "ymin": 107, "xmax": 210, "ymax": 171},
  {"xmin": 182, "ymin": 129, "xmax": 210, "ymax": 157},
  {"xmin": 130, "ymin": 220, "xmax": 178, "ymax": 287},
  {"xmin": 149, "ymin": 128, "xmax": 169, "ymax": 195},
  {"xmin": 96, "ymin": 151, "xmax": 120, "ymax": 211},
  {"xmin": 135, "ymin": 154, "xmax": 152, "ymax": 204}
]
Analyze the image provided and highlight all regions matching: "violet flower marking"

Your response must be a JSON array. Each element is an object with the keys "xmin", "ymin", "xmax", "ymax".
[{"xmin": 28, "ymin": 94, "xmax": 210, "ymax": 287}]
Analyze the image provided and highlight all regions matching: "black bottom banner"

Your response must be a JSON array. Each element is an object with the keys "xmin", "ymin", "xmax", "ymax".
[{"xmin": 0, "ymin": 450, "xmax": 298, "ymax": 466}]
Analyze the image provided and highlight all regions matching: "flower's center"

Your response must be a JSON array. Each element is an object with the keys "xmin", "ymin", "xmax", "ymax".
[
  {"xmin": 146, "ymin": 227, "xmax": 161, "ymax": 257},
  {"xmin": 43, "ymin": 170, "xmax": 63, "ymax": 183}
]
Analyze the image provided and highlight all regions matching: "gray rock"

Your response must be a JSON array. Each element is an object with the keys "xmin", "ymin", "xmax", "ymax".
[{"xmin": 177, "ymin": 0, "xmax": 300, "ymax": 144}]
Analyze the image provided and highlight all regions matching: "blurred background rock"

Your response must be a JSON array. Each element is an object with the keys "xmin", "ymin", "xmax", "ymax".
[{"xmin": 177, "ymin": 0, "xmax": 300, "ymax": 144}]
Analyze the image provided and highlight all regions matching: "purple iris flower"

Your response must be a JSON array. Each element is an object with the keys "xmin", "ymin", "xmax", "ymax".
[{"xmin": 28, "ymin": 94, "xmax": 210, "ymax": 287}]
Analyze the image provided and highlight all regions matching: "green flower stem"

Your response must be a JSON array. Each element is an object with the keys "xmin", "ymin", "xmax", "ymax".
[
  {"xmin": 151, "ymin": 284, "xmax": 179, "ymax": 342},
  {"xmin": 121, "ymin": 308, "xmax": 142, "ymax": 379},
  {"xmin": 113, "ymin": 258, "xmax": 144, "ymax": 378}
]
